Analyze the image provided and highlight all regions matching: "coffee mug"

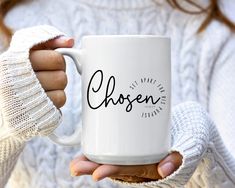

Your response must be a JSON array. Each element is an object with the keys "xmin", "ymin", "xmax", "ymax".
[{"xmin": 49, "ymin": 35, "xmax": 171, "ymax": 165}]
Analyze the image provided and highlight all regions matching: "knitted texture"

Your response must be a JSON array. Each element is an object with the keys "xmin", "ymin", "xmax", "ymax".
[
  {"xmin": 112, "ymin": 102, "xmax": 235, "ymax": 187},
  {"xmin": 0, "ymin": 25, "xmax": 64, "ymax": 187},
  {"xmin": 1, "ymin": 0, "xmax": 235, "ymax": 187}
]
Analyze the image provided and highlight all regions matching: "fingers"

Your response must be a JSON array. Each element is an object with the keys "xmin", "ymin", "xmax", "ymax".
[
  {"xmin": 71, "ymin": 161, "xmax": 100, "ymax": 177},
  {"xmin": 69, "ymin": 153, "xmax": 182, "ymax": 183},
  {"xmin": 29, "ymin": 36, "xmax": 74, "ymax": 109},
  {"xmin": 70, "ymin": 155, "xmax": 88, "ymax": 167},
  {"xmin": 32, "ymin": 36, "xmax": 74, "ymax": 50},
  {"xmin": 46, "ymin": 90, "xmax": 66, "ymax": 108},
  {"xmin": 70, "ymin": 155, "xmax": 100, "ymax": 177},
  {"xmin": 30, "ymin": 50, "xmax": 65, "ymax": 71},
  {"xmin": 92, "ymin": 164, "xmax": 161, "ymax": 181},
  {"xmin": 92, "ymin": 165, "xmax": 120, "ymax": 181},
  {"xmin": 157, "ymin": 152, "xmax": 183, "ymax": 178},
  {"xmin": 36, "ymin": 71, "xmax": 67, "ymax": 91}
]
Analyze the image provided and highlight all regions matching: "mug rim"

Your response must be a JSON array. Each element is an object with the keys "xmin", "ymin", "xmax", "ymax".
[{"xmin": 82, "ymin": 35, "xmax": 170, "ymax": 40}]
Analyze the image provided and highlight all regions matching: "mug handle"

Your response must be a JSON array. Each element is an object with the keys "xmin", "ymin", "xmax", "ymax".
[{"xmin": 48, "ymin": 48, "xmax": 83, "ymax": 146}]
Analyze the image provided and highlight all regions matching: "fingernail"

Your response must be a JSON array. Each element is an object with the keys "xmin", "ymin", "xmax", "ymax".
[
  {"xmin": 59, "ymin": 36, "xmax": 72, "ymax": 42},
  {"xmin": 70, "ymin": 166, "xmax": 80, "ymax": 177},
  {"xmin": 93, "ymin": 175, "xmax": 103, "ymax": 182},
  {"xmin": 59, "ymin": 36, "xmax": 74, "ymax": 45},
  {"xmin": 71, "ymin": 171, "xmax": 78, "ymax": 177},
  {"xmin": 158, "ymin": 162, "xmax": 175, "ymax": 178},
  {"xmin": 92, "ymin": 175, "xmax": 99, "ymax": 182}
]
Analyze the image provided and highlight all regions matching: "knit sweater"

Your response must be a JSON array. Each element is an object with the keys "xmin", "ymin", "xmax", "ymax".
[{"xmin": 0, "ymin": 0, "xmax": 235, "ymax": 187}]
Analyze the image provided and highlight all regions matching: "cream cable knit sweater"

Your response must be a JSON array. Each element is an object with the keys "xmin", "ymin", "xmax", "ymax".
[{"xmin": 0, "ymin": 0, "xmax": 235, "ymax": 188}]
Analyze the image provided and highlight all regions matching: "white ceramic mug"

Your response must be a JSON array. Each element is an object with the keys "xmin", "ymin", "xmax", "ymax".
[{"xmin": 49, "ymin": 35, "xmax": 171, "ymax": 165}]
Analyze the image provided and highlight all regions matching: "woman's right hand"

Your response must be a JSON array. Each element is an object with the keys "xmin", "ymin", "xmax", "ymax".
[{"xmin": 29, "ymin": 36, "xmax": 74, "ymax": 108}]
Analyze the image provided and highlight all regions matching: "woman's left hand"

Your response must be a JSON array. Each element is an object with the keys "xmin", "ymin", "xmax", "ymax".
[{"xmin": 70, "ymin": 152, "xmax": 182, "ymax": 183}]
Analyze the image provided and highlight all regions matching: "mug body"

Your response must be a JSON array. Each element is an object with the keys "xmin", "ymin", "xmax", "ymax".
[{"xmin": 80, "ymin": 35, "xmax": 171, "ymax": 165}]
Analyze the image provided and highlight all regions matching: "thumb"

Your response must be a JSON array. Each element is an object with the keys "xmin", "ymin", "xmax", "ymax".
[
  {"xmin": 32, "ymin": 36, "xmax": 74, "ymax": 50},
  {"xmin": 157, "ymin": 152, "xmax": 183, "ymax": 178}
]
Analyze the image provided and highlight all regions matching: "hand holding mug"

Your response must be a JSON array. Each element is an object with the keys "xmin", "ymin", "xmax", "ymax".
[
  {"xmin": 70, "ymin": 152, "xmax": 182, "ymax": 182},
  {"xmin": 30, "ymin": 36, "xmax": 74, "ymax": 108}
]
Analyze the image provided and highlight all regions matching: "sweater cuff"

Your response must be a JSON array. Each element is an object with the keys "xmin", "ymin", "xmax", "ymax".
[
  {"xmin": 111, "ymin": 134, "xmax": 203, "ymax": 188},
  {"xmin": 0, "ymin": 25, "xmax": 65, "ymax": 141},
  {"xmin": 111, "ymin": 102, "xmax": 209, "ymax": 188}
]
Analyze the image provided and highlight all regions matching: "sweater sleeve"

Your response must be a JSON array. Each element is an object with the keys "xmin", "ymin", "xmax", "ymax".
[
  {"xmin": 205, "ymin": 36, "xmax": 235, "ymax": 186},
  {"xmin": 0, "ymin": 25, "xmax": 65, "ymax": 188},
  {"xmin": 209, "ymin": 36, "xmax": 235, "ymax": 157},
  {"xmin": 112, "ymin": 101, "xmax": 235, "ymax": 188},
  {"xmin": 185, "ymin": 36, "xmax": 235, "ymax": 187}
]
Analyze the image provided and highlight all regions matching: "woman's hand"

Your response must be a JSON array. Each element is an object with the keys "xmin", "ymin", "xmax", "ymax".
[
  {"xmin": 70, "ymin": 152, "xmax": 182, "ymax": 183},
  {"xmin": 29, "ymin": 36, "xmax": 74, "ymax": 108}
]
